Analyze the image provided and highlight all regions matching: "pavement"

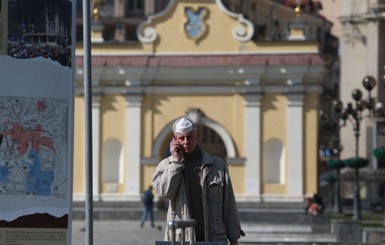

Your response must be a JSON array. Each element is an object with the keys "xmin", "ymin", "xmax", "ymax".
[
  {"xmin": 70, "ymin": 206, "xmax": 333, "ymax": 245},
  {"xmin": 71, "ymin": 220, "xmax": 286, "ymax": 245},
  {"xmin": 69, "ymin": 204, "xmax": 385, "ymax": 245},
  {"xmin": 70, "ymin": 219, "xmax": 335, "ymax": 245},
  {"xmin": 70, "ymin": 218, "xmax": 385, "ymax": 245},
  {"xmin": 71, "ymin": 219, "xmax": 165, "ymax": 245}
]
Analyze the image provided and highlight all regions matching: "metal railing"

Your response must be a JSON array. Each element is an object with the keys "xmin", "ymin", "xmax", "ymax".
[{"xmin": 168, "ymin": 220, "xmax": 196, "ymax": 245}]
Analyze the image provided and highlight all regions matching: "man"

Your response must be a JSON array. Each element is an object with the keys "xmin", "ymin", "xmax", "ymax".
[
  {"xmin": 152, "ymin": 117, "xmax": 242, "ymax": 244},
  {"xmin": 140, "ymin": 185, "xmax": 155, "ymax": 228}
]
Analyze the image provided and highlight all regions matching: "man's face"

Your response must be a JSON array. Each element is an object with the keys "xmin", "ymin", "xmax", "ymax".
[{"xmin": 174, "ymin": 130, "xmax": 199, "ymax": 154}]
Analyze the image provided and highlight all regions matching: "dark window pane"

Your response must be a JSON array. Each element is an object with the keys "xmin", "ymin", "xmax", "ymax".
[
  {"xmin": 198, "ymin": 124, "xmax": 227, "ymax": 159},
  {"xmin": 128, "ymin": 0, "xmax": 134, "ymax": 10},
  {"xmin": 137, "ymin": 0, "xmax": 143, "ymax": 9}
]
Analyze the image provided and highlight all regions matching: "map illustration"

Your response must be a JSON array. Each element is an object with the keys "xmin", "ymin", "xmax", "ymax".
[{"xmin": 0, "ymin": 96, "xmax": 68, "ymax": 197}]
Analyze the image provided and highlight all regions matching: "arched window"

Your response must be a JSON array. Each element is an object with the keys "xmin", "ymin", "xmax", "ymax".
[
  {"xmin": 198, "ymin": 124, "xmax": 227, "ymax": 159},
  {"xmin": 263, "ymin": 138, "xmax": 285, "ymax": 184}
]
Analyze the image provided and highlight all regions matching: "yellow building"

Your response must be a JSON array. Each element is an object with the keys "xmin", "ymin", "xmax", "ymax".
[{"xmin": 74, "ymin": 0, "xmax": 338, "ymax": 204}]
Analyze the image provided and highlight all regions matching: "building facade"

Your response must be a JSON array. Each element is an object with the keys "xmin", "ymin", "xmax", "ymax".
[
  {"xmin": 73, "ymin": 0, "xmax": 338, "ymax": 204},
  {"xmin": 218, "ymin": 0, "xmax": 385, "ymax": 208},
  {"xmin": 321, "ymin": 0, "xmax": 385, "ymax": 205}
]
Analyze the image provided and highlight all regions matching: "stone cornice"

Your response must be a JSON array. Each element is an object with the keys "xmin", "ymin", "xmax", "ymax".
[
  {"xmin": 76, "ymin": 54, "xmax": 324, "ymax": 67},
  {"xmin": 75, "ymin": 84, "xmax": 323, "ymax": 96},
  {"xmin": 75, "ymin": 54, "xmax": 326, "ymax": 82}
]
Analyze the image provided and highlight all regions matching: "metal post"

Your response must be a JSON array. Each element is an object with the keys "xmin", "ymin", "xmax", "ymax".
[
  {"xmin": 382, "ymin": 190, "xmax": 385, "ymax": 226},
  {"xmin": 181, "ymin": 228, "xmax": 186, "ymax": 245},
  {"xmin": 334, "ymin": 168, "xmax": 343, "ymax": 213},
  {"xmin": 334, "ymin": 140, "xmax": 343, "ymax": 213},
  {"xmin": 353, "ymin": 122, "xmax": 361, "ymax": 221},
  {"xmin": 168, "ymin": 221, "xmax": 177, "ymax": 245},
  {"xmin": 83, "ymin": 0, "xmax": 94, "ymax": 244},
  {"xmin": 353, "ymin": 168, "xmax": 362, "ymax": 221}
]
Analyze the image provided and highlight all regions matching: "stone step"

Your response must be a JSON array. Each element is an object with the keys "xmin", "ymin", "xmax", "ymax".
[
  {"xmin": 240, "ymin": 222, "xmax": 334, "ymax": 243},
  {"xmin": 239, "ymin": 233, "xmax": 337, "ymax": 244},
  {"xmin": 72, "ymin": 202, "xmax": 330, "ymax": 232},
  {"xmin": 72, "ymin": 201, "xmax": 306, "ymax": 210},
  {"xmin": 241, "ymin": 223, "xmax": 313, "ymax": 233},
  {"xmin": 72, "ymin": 207, "xmax": 327, "ymax": 224},
  {"xmin": 239, "ymin": 224, "xmax": 336, "ymax": 244}
]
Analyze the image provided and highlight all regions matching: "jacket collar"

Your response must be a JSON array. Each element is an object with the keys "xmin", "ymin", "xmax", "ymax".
[{"xmin": 200, "ymin": 148, "xmax": 215, "ymax": 166}]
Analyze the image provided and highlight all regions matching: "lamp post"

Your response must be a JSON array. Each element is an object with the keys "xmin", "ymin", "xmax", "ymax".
[
  {"xmin": 334, "ymin": 76, "xmax": 377, "ymax": 221},
  {"xmin": 374, "ymin": 147, "xmax": 385, "ymax": 225},
  {"xmin": 320, "ymin": 107, "xmax": 345, "ymax": 213},
  {"xmin": 327, "ymin": 140, "xmax": 345, "ymax": 214}
]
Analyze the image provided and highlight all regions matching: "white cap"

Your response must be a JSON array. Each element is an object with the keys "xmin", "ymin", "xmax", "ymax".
[{"xmin": 172, "ymin": 117, "xmax": 197, "ymax": 134}]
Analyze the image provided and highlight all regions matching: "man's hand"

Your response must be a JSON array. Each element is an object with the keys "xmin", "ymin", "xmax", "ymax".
[
  {"xmin": 170, "ymin": 137, "xmax": 183, "ymax": 162},
  {"xmin": 230, "ymin": 241, "xmax": 238, "ymax": 245}
]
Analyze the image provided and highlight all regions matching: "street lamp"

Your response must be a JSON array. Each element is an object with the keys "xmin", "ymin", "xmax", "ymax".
[
  {"xmin": 333, "ymin": 76, "xmax": 377, "ymax": 221},
  {"xmin": 327, "ymin": 140, "xmax": 345, "ymax": 214},
  {"xmin": 320, "ymin": 106, "xmax": 345, "ymax": 214},
  {"xmin": 373, "ymin": 146, "xmax": 385, "ymax": 225}
]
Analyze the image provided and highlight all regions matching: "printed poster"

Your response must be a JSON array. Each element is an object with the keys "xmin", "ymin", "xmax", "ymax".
[{"xmin": 0, "ymin": 0, "xmax": 74, "ymax": 244}]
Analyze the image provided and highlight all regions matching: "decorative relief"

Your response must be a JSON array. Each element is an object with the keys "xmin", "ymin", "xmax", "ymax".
[
  {"xmin": 137, "ymin": 0, "xmax": 254, "ymax": 44},
  {"xmin": 216, "ymin": 0, "xmax": 254, "ymax": 42},
  {"xmin": 137, "ymin": 24, "xmax": 158, "ymax": 44},
  {"xmin": 184, "ymin": 7, "xmax": 209, "ymax": 43},
  {"xmin": 137, "ymin": 0, "xmax": 176, "ymax": 44}
]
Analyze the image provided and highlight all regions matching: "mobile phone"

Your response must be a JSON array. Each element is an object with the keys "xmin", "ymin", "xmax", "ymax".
[{"xmin": 173, "ymin": 137, "xmax": 181, "ymax": 153}]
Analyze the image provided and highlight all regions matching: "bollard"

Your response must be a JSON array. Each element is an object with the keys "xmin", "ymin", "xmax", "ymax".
[{"xmin": 335, "ymin": 221, "xmax": 362, "ymax": 243}]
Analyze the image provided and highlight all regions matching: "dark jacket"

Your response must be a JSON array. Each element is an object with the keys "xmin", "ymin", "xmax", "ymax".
[{"xmin": 143, "ymin": 188, "xmax": 154, "ymax": 207}]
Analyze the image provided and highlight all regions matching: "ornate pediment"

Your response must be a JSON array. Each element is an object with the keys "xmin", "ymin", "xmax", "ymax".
[{"xmin": 137, "ymin": 0, "xmax": 254, "ymax": 44}]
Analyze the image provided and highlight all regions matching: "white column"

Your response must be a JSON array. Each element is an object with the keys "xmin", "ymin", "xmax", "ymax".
[
  {"xmin": 92, "ymin": 95, "xmax": 102, "ymax": 200},
  {"xmin": 244, "ymin": 94, "xmax": 263, "ymax": 201},
  {"xmin": 286, "ymin": 93, "xmax": 304, "ymax": 200},
  {"xmin": 114, "ymin": 0, "xmax": 124, "ymax": 17},
  {"xmin": 124, "ymin": 94, "xmax": 143, "ymax": 200}
]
